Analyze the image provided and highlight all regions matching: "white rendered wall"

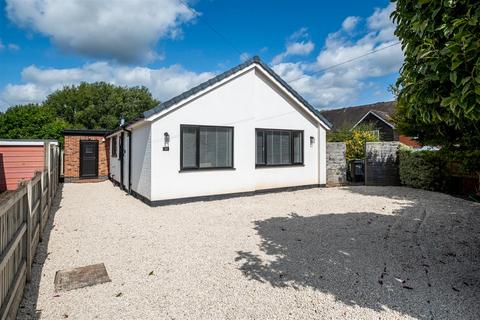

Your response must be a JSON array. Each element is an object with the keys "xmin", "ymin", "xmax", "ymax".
[
  {"xmin": 148, "ymin": 68, "xmax": 326, "ymax": 201},
  {"xmin": 122, "ymin": 134, "xmax": 129, "ymax": 190},
  {"xmin": 130, "ymin": 122, "xmax": 151, "ymax": 199},
  {"xmin": 109, "ymin": 134, "xmax": 121, "ymax": 183}
]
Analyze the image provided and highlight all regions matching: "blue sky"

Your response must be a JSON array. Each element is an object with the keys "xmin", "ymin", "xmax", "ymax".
[{"xmin": 0, "ymin": 0, "xmax": 402, "ymax": 111}]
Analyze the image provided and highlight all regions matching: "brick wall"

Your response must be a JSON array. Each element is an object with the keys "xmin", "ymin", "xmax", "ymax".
[
  {"xmin": 326, "ymin": 142, "xmax": 347, "ymax": 186},
  {"xmin": 64, "ymin": 135, "xmax": 109, "ymax": 180}
]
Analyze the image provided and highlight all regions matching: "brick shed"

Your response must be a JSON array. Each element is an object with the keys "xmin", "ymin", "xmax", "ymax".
[{"xmin": 63, "ymin": 129, "xmax": 110, "ymax": 182}]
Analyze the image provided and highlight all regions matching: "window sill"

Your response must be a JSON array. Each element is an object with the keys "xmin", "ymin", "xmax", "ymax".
[
  {"xmin": 179, "ymin": 167, "xmax": 236, "ymax": 172},
  {"xmin": 255, "ymin": 163, "xmax": 305, "ymax": 168}
]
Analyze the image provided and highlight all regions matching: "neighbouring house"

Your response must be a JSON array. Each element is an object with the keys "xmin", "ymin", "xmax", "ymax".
[
  {"xmin": 63, "ymin": 129, "xmax": 110, "ymax": 182},
  {"xmin": 0, "ymin": 140, "xmax": 59, "ymax": 191},
  {"xmin": 106, "ymin": 56, "xmax": 332, "ymax": 205},
  {"xmin": 320, "ymin": 101, "xmax": 420, "ymax": 147}
]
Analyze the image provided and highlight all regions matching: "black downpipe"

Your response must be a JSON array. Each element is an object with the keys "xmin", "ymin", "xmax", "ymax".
[
  {"xmin": 123, "ymin": 128, "xmax": 132, "ymax": 194},
  {"xmin": 119, "ymin": 131, "xmax": 124, "ymax": 189}
]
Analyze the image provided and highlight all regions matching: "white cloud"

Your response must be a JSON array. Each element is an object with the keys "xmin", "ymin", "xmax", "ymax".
[
  {"xmin": 6, "ymin": 0, "xmax": 196, "ymax": 63},
  {"xmin": 7, "ymin": 43, "xmax": 20, "ymax": 51},
  {"xmin": 239, "ymin": 52, "xmax": 250, "ymax": 62},
  {"xmin": 342, "ymin": 16, "xmax": 360, "ymax": 32},
  {"xmin": 272, "ymin": 3, "xmax": 402, "ymax": 108},
  {"xmin": 0, "ymin": 38, "xmax": 21, "ymax": 52},
  {"xmin": 285, "ymin": 41, "xmax": 315, "ymax": 56},
  {"xmin": 272, "ymin": 28, "xmax": 315, "ymax": 64},
  {"xmin": 0, "ymin": 62, "xmax": 215, "ymax": 109}
]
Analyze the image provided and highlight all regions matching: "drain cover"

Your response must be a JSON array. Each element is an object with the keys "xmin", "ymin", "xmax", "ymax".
[{"xmin": 54, "ymin": 263, "xmax": 111, "ymax": 292}]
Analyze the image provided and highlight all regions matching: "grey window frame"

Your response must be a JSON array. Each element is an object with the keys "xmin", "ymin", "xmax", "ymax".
[
  {"xmin": 180, "ymin": 124, "xmax": 234, "ymax": 171},
  {"xmin": 255, "ymin": 128, "xmax": 304, "ymax": 167}
]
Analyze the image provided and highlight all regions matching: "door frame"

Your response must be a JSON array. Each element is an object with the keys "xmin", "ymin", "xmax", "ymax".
[{"xmin": 79, "ymin": 140, "xmax": 99, "ymax": 178}]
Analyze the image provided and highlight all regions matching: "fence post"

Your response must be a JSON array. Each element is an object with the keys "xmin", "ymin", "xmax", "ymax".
[
  {"xmin": 47, "ymin": 143, "xmax": 52, "ymax": 214},
  {"xmin": 39, "ymin": 172, "xmax": 44, "ymax": 241},
  {"xmin": 26, "ymin": 180, "xmax": 33, "ymax": 282}
]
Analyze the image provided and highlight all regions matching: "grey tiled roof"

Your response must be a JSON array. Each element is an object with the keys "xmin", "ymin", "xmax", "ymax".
[
  {"xmin": 141, "ymin": 56, "xmax": 332, "ymax": 128},
  {"xmin": 320, "ymin": 101, "xmax": 396, "ymax": 131}
]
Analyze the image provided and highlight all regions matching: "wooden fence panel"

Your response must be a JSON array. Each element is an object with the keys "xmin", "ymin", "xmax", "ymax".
[
  {"xmin": 0, "ymin": 142, "xmax": 60, "ymax": 320},
  {"xmin": 0, "ymin": 187, "xmax": 28, "ymax": 320}
]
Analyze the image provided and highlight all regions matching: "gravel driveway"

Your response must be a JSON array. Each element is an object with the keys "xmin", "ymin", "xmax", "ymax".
[{"xmin": 18, "ymin": 182, "xmax": 480, "ymax": 319}]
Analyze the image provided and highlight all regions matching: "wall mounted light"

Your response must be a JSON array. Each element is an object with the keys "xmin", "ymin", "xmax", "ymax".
[
  {"xmin": 163, "ymin": 132, "xmax": 170, "ymax": 151},
  {"xmin": 310, "ymin": 136, "xmax": 315, "ymax": 146}
]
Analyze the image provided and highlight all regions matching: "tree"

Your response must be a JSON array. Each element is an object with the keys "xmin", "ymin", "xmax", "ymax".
[
  {"xmin": 43, "ymin": 82, "xmax": 159, "ymax": 130},
  {"xmin": 392, "ymin": 0, "xmax": 480, "ymax": 194},
  {"xmin": 391, "ymin": 0, "xmax": 480, "ymax": 149},
  {"xmin": 0, "ymin": 104, "xmax": 69, "ymax": 142}
]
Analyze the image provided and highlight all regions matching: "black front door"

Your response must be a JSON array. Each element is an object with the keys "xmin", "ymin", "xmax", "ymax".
[{"xmin": 80, "ymin": 140, "xmax": 98, "ymax": 178}]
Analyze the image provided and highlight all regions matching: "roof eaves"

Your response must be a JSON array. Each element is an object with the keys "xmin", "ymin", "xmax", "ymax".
[
  {"xmin": 254, "ymin": 59, "xmax": 332, "ymax": 128},
  {"xmin": 140, "ymin": 56, "xmax": 332, "ymax": 129}
]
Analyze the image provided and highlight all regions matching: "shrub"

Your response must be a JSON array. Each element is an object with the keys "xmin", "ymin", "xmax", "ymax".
[
  {"xmin": 327, "ymin": 123, "xmax": 379, "ymax": 161},
  {"xmin": 399, "ymin": 148, "xmax": 447, "ymax": 191},
  {"xmin": 345, "ymin": 130, "xmax": 379, "ymax": 161}
]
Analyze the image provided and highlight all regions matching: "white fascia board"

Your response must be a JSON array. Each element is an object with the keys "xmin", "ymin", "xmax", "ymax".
[
  {"xmin": 126, "ymin": 118, "xmax": 147, "ymax": 130},
  {"xmin": 144, "ymin": 63, "xmax": 331, "ymax": 130},
  {"xmin": 145, "ymin": 65, "xmax": 256, "ymax": 122},
  {"xmin": 254, "ymin": 65, "xmax": 331, "ymax": 130},
  {"xmin": 105, "ymin": 131, "xmax": 120, "ymax": 139},
  {"xmin": 0, "ymin": 140, "xmax": 45, "ymax": 146}
]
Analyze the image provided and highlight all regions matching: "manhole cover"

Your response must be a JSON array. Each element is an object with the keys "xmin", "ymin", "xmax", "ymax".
[{"xmin": 54, "ymin": 263, "xmax": 111, "ymax": 292}]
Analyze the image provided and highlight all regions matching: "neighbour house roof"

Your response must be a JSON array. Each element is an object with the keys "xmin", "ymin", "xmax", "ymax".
[
  {"xmin": 0, "ymin": 139, "xmax": 58, "ymax": 146},
  {"xmin": 109, "ymin": 56, "xmax": 331, "ymax": 136},
  {"xmin": 320, "ymin": 101, "xmax": 396, "ymax": 131},
  {"xmin": 352, "ymin": 110, "xmax": 395, "ymax": 129}
]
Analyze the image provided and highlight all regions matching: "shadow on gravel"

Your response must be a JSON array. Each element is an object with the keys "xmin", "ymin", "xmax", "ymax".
[
  {"xmin": 236, "ymin": 187, "xmax": 480, "ymax": 320},
  {"xmin": 17, "ymin": 184, "xmax": 64, "ymax": 320}
]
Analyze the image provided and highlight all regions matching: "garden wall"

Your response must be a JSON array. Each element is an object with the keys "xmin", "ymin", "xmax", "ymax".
[
  {"xmin": 364, "ymin": 142, "xmax": 401, "ymax": 186},
  {"xmin": 326, "ymin": 142, "xmax": 346, "ymax": 186}
]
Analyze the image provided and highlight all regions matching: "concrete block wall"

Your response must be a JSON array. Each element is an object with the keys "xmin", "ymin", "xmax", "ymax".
[
  {"xmin": 326, "ymin": 142, "xmax": 347, "ymax": 186},
  {"xmin": 64, "ymin": 135, "xmax": 109, "ymax": 181},
  {"xmin": 364, "ymin": 142, "xmax": 401, "ymax": 186}
]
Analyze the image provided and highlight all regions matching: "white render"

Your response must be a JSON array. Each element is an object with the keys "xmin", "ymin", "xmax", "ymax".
[
  {"xmin": 108, "ymin": 61, "xmax": 330, "ymax": 203},
  {"xmin": 109, "ymin": 133, "xmax": 121, "ymax": 183}
]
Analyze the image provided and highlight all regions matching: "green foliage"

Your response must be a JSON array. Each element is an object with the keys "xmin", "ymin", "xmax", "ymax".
[
  {"xmin": 326, "ymin": 129, "xmax": 351, "ymax": 143},
  {"xmin": 0, "ymin": 104, "xmax": 69, "ymax": 143},
  {"xmin": 43, "ymin": 82, "xmax": 159, "ymax": 130},
  {"xmin": 345, "ymin": 130, "xmax": 379, "ymax": 161},
  {"xmin": 327, "ymin": 123, "xmax": 379, "ymax": 161},
  {"xmin": 0, "ymin": 82, "xmax": 159, "ymax": 143},
  {"xmin": 392, "ymin": 0, "xmax": 480, "ymax": 149},
  {"xmin": 399, "ymin": 148, "xmax": 447, "ymax": 191}
]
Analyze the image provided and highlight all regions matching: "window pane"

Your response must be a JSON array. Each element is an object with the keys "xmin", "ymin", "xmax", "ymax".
[
  {"xmin": 293, "ymin": 132, "xmax": 302, "ymax": 163},
  {"xmin": 256, "ymin": 131, "xmax": 264, "ymax": 164},
  {"xmin": 280, "ymin": 132, "xmax": 291, "ymax": 164},
  {"xmin": 111, "ymin": 137, "xmax": 117, "ymax": 157},
  {"xmin": 199, "ymin": 127, "xmax": 232, "ymax": 168},
  {"xmin": 266, "ymin": 131, "xmax": 291, "ymax": 165},
  {"xmin": 182, "ymin": 127, "xmax": 197, "ymax": 168}
]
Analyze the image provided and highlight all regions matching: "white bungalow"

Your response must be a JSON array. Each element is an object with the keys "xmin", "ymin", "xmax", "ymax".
[{"xmin": 106, "ymin": 56, "xmax": 331, "ymax": 205}]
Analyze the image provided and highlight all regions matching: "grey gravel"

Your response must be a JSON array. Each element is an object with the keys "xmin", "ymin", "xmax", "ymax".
[{"xmin": 18, "ymin": 182, "xmax": 480, "ymax": 319}]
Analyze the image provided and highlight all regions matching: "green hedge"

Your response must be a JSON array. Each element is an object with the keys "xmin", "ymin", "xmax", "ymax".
[{"xmin": 399, "ymin": 149, "xmax": 447, "ymax": 191}]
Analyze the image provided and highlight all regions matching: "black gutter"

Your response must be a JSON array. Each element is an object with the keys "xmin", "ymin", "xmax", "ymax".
[
  {"xmin": 119, "ymin": 131, "xmax": 124, "ymax": 189},
  {"xmin": 63, "ymin": 129, "xmax": 110, "ymax": 136}
]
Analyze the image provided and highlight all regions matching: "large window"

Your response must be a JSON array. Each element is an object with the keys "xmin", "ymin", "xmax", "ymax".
[
  {"xmin": 181, "ymin": 125, "xmax": 234, "ymax": 170},
  {"xmin": 111, "ymin": 136, "xmax": 118, "ymax": 157},
  {"xmin": 256, "ymin": 129, "xmax": 303, "ymax": 166}
]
